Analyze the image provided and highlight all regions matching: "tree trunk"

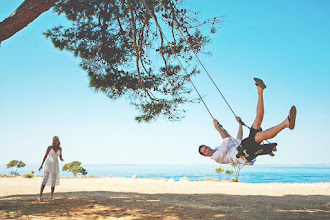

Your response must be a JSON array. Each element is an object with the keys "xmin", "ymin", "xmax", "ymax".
[{"xmin": 0, "ymin": 0, "xmax": 59, "ymax": 44}]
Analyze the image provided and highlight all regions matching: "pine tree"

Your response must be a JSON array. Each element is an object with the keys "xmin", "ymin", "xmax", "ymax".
[
  {"xmin": 0, "ymin": 0, "xmax": 59, "ymax": 43},
  {"xmin": 62, "ymin": 161, "xmax": 88, "ymax": 177},
  {"xmin": 6, "ymin": 160, "xmax": 26, "ymax": 175},
  {"xmin": 44, "ymin": 0, "xmax": 222, "ymax": 122}
]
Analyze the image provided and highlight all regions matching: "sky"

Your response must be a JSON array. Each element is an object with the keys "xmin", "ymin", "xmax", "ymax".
[{"xmin": 0, "ymin": 0, "xmax": 329, "ymax": 165}]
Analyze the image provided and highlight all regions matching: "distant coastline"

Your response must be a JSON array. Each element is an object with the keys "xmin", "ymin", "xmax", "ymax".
[{"xmin": 0, "ymin": 164, "xmax": 329, "ymax": 184}]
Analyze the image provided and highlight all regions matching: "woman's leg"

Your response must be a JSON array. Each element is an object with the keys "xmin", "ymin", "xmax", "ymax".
[
  {"xmin": 39, "ymin": 184, "xmax": 46, "ymax": 201},
  {"xmin": 51, "ymin": 186, "xmax": 55, "ymax": 200},
  {"xmin": 39, "ymin": 172, "xmax": 49, "ymax": 201},
  {"xmin": 50, "ymin": 173, "xmax": 57, "ymax": 199}
]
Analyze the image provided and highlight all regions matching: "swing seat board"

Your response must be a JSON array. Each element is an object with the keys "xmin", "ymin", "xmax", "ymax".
[{"xmin": 236, "ymin": 143, "xmax": 277, "ymax": 162}]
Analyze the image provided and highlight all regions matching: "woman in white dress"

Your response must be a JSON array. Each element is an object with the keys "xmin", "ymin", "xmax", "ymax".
[{"xmin": 38, "ymin": 136, "xmax": 64, "ymax": 201}]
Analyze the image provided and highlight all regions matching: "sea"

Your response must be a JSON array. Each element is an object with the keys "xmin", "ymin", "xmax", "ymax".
[{"xmin": 1, "ymin": 164, "xmax": 329, "ymax": 183}]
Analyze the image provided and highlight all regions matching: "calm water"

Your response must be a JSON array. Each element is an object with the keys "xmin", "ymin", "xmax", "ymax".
[{"xmin": 0, "ymin": 164, "xmax": 329, "ymax": 183}]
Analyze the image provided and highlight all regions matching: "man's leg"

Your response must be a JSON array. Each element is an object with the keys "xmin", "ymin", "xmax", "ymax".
[
  {"xmin": 255, "ymin": 106, "xmax": 296, "ymax": 142},
  {"xmin": 252, "ymin": 78, "xmax": 266, "ymax": 130}
]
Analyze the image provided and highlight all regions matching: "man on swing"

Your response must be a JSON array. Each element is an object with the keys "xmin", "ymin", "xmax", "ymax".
[{"xmin": 198, "ymin": 78, "xmax": 297, "ymax": 165}]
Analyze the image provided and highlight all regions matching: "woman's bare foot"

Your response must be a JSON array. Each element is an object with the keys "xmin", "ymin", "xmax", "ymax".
[{"xmin": 38, "ymin": 196, "xmax": 43, "ymax": 202}]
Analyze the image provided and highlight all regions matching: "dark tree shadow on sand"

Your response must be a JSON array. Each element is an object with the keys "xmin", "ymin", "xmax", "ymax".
[{"xmin": 1, "ymin": 191, "xmax": 329, "ymax": 219}]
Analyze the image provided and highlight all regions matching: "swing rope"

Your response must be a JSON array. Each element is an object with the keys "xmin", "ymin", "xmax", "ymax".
[
  {"xmin": 140, "ymin": 0, "xmax": 246, "ymax": 150},
  {"xmin": 156, "ymin": 0, "xmax": 253, "ymax": 129},
  {"xmin": 158, "ymin": 0, "xmax": 235, "ymax": 116},
  {"xmin": 141, "ymin": 0, "xmax": 270, "ymax": 149},
  {"xmin": 140, "ymin": 0, "xmax": 215, "ymax": 120}
]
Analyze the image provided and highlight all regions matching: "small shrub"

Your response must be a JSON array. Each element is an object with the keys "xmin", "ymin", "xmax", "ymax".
[
  {"xmin": 23, "ymin": 174, "xmax": 33, "ymax": 178},
  {"xmin": 230, "ymin": 178, "xmax": 239, "ymax": 182},
  {"xmin": 225, "ymin": 170, "xmax": 234, "ymax": 180},
  {"xmin": 230, "ymin": 163, "xmax": 244, "ymax": 182},
  {"xmin": 215, "ymin": 167, "xmax": 224, "ymax": 181}
]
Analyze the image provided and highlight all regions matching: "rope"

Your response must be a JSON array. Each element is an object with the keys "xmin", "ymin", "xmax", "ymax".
[
  {"xmin": 140, "ymin": 0, "xmax": 215, "ymax": 119},
  {"xmin": 156, "ymin": 0, "xmax": 254, "ymax": 130},
  {"xmin": 141, "ymin": 0, "xmax": 270, "ymax": 148},
  {"xmin": 158, "ymin": 0, "xmax": 235, "ymax": 115},
  {"xmin": 157, "ymin": 1, "xmax": 272, "ymax": 146}
]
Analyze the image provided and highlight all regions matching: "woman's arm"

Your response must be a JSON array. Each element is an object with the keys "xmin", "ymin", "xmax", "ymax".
[
  {"xmin": 59, "ymin": 147, "xmax": 64, "ymax": 161},
  {"xmin": 39, "ymin": 146, "xmax": 51, "ymax": 171}
]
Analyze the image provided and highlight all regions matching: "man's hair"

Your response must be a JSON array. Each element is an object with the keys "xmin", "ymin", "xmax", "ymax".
[{"xmin": 198, "ymin": 145, "xmax": 206, "ymax": 156}]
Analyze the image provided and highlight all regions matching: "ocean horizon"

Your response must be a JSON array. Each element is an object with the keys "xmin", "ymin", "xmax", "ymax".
[{"xmin": 1, "ymin": 163, "xmax": 329, "ymax": 184}]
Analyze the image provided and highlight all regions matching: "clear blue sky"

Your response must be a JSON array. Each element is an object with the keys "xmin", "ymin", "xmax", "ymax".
[{"xmin": 1, "ymin": 0, "xmax": 329, "ymax": 165}]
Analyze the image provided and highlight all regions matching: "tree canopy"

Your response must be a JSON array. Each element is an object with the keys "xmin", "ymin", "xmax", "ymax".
[
  {"xmin": 44, "ymin": 0, "xmax": 221, "ymax": 122},
  {"xmin": 62, "ymin": 161, "xmax": 88, "ymax": 177},
  {"xmin": 6, "ymin": 160, "xmax": 26, "ymax": 175}
]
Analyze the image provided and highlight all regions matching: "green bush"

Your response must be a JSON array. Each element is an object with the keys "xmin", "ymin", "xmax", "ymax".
[
  {"xmin": 230, "ymin": 178, "xmax": 239, "ymax": 182},
  {"xmin": 23, "ymin": 174, "xmax": 33, "ymax": 178}
]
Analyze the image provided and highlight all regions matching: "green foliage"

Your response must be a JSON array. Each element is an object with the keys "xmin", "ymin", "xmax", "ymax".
[
  {"xmin": 225, "ymin": 169, "xmax": 234, "ymax": 180},
  {"xmin": 230, "ymin": 163, "xmax": 244, "ymax": 182},
  {"xmin": 62, "ymin": 161, "xmax": 88, "ymax": 177},
  {"xmin": 230, "ymin": 178, "xmax": 239, "ymax": 182},
  {"xmin": 23, "ymin": 174, "xmax": 33, "ymax": 178},
  {"xmin": 45, "ymin": 0, "xmax": 222, "ymax": 122},
  {"xmin": 6, "ymin": 160, "xmax": 26, "ymax": 175},
  {"xmin": 215, "ymin": 167, "xmax": 224, "ymax": 181},
  {"xmin": 6, "ymin": 160, "xmax": 18, "ymax": 169}
]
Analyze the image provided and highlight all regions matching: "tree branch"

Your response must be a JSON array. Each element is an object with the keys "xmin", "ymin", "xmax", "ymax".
[
  {"xmin": 126, "ymin": 0, "xmax": 152, "ymax": 99},
  {"xmin": 0, "ymin": 0, "xmax": 59, "ymax": 44}
]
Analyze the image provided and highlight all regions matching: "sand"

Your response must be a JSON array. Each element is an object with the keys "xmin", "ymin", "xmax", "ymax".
[{"xmin": 0, "ymin": 176, "xmax": 329, "ymax": 219}]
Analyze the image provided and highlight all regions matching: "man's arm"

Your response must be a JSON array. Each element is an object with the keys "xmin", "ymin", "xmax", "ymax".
[
  {"xmin": 213, "ymin": 119, "xmax": 229, "ymax": 139},
  {"xmin": 235, "ymin": 116, "xmax": 243, "ymax": 140}
]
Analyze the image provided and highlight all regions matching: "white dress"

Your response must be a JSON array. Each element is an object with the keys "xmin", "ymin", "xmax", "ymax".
[{"xmin": 42, "ymin": 148, "xmax": 60, "ymax": 186}]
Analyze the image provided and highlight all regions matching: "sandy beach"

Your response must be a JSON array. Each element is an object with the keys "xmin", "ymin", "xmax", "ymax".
[{"xmin": 0, "ymin": 176, "xmax": 329, "ymax": 219}]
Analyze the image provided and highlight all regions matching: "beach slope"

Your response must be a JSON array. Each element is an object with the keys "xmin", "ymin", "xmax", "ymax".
[{"xmin": 1, "ymin": 177, "xmax": 329, "ymax": 219}]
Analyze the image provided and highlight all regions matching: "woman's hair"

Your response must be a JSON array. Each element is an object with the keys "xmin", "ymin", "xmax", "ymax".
[{"xmin": 52, "ymin": 136, "xmax": 61, "ymax": 150}]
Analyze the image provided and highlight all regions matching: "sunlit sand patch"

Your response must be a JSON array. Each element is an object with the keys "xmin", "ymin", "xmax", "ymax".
[
  {"xmin": 213, "ymin": 214, "xmax": 227, "ymax": 218},
  {"xmin": 276, "ymin": 209, "xmax": 330, "ymax": 213},
  {"xmin": 63, "ymin": 204, "xmax": 136, "ymax": 219}
]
